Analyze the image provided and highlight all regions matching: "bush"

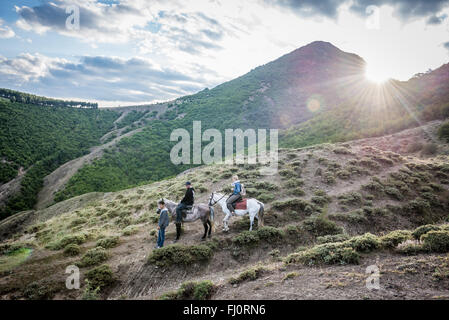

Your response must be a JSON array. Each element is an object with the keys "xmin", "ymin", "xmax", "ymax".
[
  {"xmin": 303, "ymin": 216, "xmax": 343, "ymax": 237},
  {"xmin": 380, "ymin": 230, "xmax": 411, "ymax": 248},
  {"xmin": 122, "ymin": 225, "xmax": 139, "ymax": 236},
  {"xmin": 384, "ymin": 187, "xmax": 403, "ymax": 201},
  {"xmin": 272, "ymin": 198, "xmax": 309, "ymax": 211},
  {"xmin": 229, "ymin": 266, "xmax": 265, "ymax": 285},
  {"xmin": 48, "ymin": 233, "xmax": 88, "ymax": 250},
  {"xmin": 412, "ymin": 224, "xmax": 441, "ymax": 240},
  {"xmin": 147, "ymin": 244, "xmax": 213, "ymax": 267},
  {"xmin": 333, "ymin": 147, "xmax": 352, "ymax": 155},
  {"xmin": 85, "ymin": 265, "xmax": 115, "ymax": 290},
  {"xmin": 232, "ymin": 231, "xmax": 260, "ymax": 246},
  {"xmin": 96, "ymin": 236, "xmax": 120, "ymax": 249},
  {"xmin": 256, "ymin": 226, "xmax": 285, "ymax": 243},
  {"xmin": 421, "ymin": 230, "xmax": 449, "ymax": 252},
  {"xmin": 346, "ymin": 233, "xmax": 380, "ymax": 252},
  {"xmin": 338, "ymin": 192, "xmax": 362, "ymax": 206},
  {"xmin": 285, "ymin": 242, "xmax": 360, "ymax": 266},
  {"xmin": 396, "ymin": 240, "xmax": 426, "ymax": 255},
  {"xmin": 77, "ymin": 247, "xmax": 108, "ymax": 267},
  {"xmin": 160, "ymin": 280, "xmax": 215, "ymax": 300},
  {"xmin": 316, "ymin": 234, "xmax": 350, "ymax": 244},
  {"xmin": 63, "ymin": 244, "xmax": 81, "ymax": 257},
  {"xmin": 82, "ymin": 280, "xmax": 100, "ymax": 300}
]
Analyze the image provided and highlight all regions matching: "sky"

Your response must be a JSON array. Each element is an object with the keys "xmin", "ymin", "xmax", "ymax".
[{"xmin": 0, "ymin": 0, "xmax": 449, "ymax": 107}]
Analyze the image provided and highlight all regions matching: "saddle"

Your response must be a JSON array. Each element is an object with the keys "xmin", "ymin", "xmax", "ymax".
[
  {"xmin": 181, "ymin": 205, "xmax": 193, "ymax": 219},
  {"xmin": 233, "ymin": 198, "xmax": 247, "ymax": 210}
]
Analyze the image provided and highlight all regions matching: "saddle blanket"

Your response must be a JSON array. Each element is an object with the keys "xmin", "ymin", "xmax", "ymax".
[{"xmin": 234, "ymin": 198, "xmax": 247, "ymax": 210}]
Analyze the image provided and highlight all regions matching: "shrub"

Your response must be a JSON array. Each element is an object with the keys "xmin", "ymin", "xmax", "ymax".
[
  {"xmin": 229, "ymin": 266, "xmax": 265, "ymax": 285},
  {"xmin": 332, "ymin": 210, "xmax": 367, "ymax": 223},
  {"xmin": 421, "ymin": 230, "xmax": 449, "ymax": 252},
  {"xmin": 63, "ymin": 244, "xmax": 81, "ymax": 257},
  {"xmin": 23, "ymin": 280, "xmax": 56, "ymax": 300},
  {"xmin": 272, "ymin": 198, "xmax": 309, "ymax": 211},
  {"xmin": 256, "ymin": 226, "xmax": 285, "ymax": 242},
  {"xmin": 333, "ymin": 147, "xmax": 352, "ymax": 155},
  {"xmin": 338, "ymin": 192, "xmax": 362, "ymax": 206},
  {"xmin": 406, "ymin": 198, "xmax": 431, "ymax": 214},
  {"xmin": 82, "ymin": 280, "xmax": 100, "ymax": 300},
  {"xmin": 311, "ymin": 196, "xmax": 331, "ymax": 207},
  {"xmin": 147, "ymin": 244, "xmax": 213, "ymax": 267},
  {"xmin": 160, "ymin": 280, "xmax": 215, "ymax": 300},
  {"xmin": 279, "ymin": 169, "xmax": 296, "ymax": 178},
  {"xmin": 396, "ymin": 240, "xmax": 426, "ymax": 255},
  {"xmin": 77, "ymin": 247, "xmax": 108, "ymax": 267},
  {"xmin": 316, "ymin": 234, "xmax": 350, "ymax": 244},
  {"xmin": 384, "ymin": 187, "xmax": 403, "ymax": 201},
  {"xmin": 302, "ymin": 216, "xmax": 343, "ymax": 237},
  {"xmin": 284, "ymin": 178, "xmax": 304, "ymax": 188},
  {"xmin": 289, "ymin": 187, "xmax": 305, "ymax": 197},
  {"xmin": 122, "ymin": 225, "xmax": 139, "ymax": 236},
  {"xmin": 285, "ymin": 242, "xmax": 360, "ymax": 266},
  {"xmin": 232, "ymin": 231, "xmax": 260, "ymax": 246},
  {"xmin": 85, "ymin": 265, "xmax": 115, "ymax": 290},
  {"xmin": 258, "ymin": 194, "xmax": 275, "ymax": 203},
  {"xmin": 96, "ymin": 236, "xmax": 120, "ymax": 249},
  {"xmin": 48, "ymin": 233, "xmax": 88, "ymax": 250},
  {"xmin": 380, "ymin": 230, "xmax": 412, "ymax": 248},
  {"xmin": 336, "ymin": 170, "xmax": 351, "ymax": 179},
  {"xmin": 412, "ymin": 224, "xmax": 441, "ymax": 240},
  {"xmin": 346, "ymin": 233, "xmax": 380, "ymax": 252}
]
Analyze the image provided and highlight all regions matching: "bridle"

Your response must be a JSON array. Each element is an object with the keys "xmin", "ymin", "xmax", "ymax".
[{"xmin": 209, "ymin": 192, "xmax": 227, "ymax": 206}]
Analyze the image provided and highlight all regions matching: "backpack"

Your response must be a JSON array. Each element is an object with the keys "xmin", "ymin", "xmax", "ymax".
[{"xmin": 240, "ymin": 183, "xmax": 246, "ymax": 196}]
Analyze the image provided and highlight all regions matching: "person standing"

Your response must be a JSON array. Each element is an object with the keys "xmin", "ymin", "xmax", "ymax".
[{"xmin": 156, "ymin": 200, "xmax": 169, "ymax": 249}]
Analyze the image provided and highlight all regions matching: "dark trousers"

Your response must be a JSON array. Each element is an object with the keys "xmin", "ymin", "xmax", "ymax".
[
  {"xmin": 157, "ymin": 227, "xmax": 166, "ymax": 247},
  {"xmin": 226, "ymin": 194, "xmax": 241, "ymax": 212},
  {"xmin": 176, "ymin": 203, "xmax": 189, "ymax": 223}
]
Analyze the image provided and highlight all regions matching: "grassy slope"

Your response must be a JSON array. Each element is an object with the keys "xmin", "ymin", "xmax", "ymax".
[{"xmin": 1, "ymin": 120, "xmax": 448, "ymax": 299}]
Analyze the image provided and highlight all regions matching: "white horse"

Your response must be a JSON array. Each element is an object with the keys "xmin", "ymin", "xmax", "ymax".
[{"xmin": 208, "ymin": 192, "xmax": 264, "ymax": 232}]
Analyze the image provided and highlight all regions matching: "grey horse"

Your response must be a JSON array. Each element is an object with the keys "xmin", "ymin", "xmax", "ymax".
[{"xmin": 163, "ymin": 199, "xmax": 215, "ymax": 240}]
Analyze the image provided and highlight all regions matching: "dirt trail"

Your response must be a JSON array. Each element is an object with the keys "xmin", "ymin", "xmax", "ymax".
[{"xmin": 36, "ymin": 126, "xmax": 144, "ymax": 210}]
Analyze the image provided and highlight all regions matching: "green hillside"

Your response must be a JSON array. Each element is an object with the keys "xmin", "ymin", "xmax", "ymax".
[
  {"xmin": 0, "ymin": 101, "xmax": 119, "ymax": 219},
  {"xmin": 56, "ymin": 42, "xmax": 449, "ymax": 202}
]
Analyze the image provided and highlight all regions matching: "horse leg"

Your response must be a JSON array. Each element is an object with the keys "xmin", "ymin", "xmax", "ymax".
[
  {"xmin": 207, "ymin": 219, "xmax": 212, "ymax": 238},
  {"xmin": 222, "ymin": 213, "xmax": 230, "ymax": 232},
  {"xmin": 201, "ymin": 222, "xmax": 208, "ymax": 240},
  {"xmin": 249, "ymin": 213, "xmax": 255, "ymax": 231}
]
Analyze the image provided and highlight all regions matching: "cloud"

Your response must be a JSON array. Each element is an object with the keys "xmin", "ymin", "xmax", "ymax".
[
  {"xmin": 426, "ymin": 13, "xmax": 448, "ymax": 24},
  {"xmin": 444, "ymin": 41, "xmax": 449, "ymax": 50},
  {"xmin": 0, "ymin": 53, "xmax": 216, "ymax": 105},
  {"xmin": 14, "ymin": 0, "xmax": 227, "ymax": 56},
  {"xmin": 0, "ymin": 19, "xmax": 15, "ymax": 38},
  {"xmin": 265, "ymin": 0, "xmax": 449, "ymax": 21}
]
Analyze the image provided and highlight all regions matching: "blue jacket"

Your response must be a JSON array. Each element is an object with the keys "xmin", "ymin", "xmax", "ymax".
[
  {"xmin": 232, "ymin": 181, "xmax": 242, "ymax": 195},
  {"xmin": 158, "ymin": 208, "xmax": 169, "ymax": 228}
]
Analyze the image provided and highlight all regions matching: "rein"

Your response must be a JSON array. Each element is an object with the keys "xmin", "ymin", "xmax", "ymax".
[{"xmin": 209, "ymin": 193, "xmax": 227, "ymax": 206}]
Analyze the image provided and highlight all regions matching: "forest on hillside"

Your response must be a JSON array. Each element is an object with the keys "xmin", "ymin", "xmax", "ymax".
[{"xmin": 0, "ymin": 100, "xmax": 119, "ymax": 219}]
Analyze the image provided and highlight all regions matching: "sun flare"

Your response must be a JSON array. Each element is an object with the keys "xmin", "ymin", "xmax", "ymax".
[{"xmin": 365, "ymin": 64, "xmax": 391, "ymax": 84}]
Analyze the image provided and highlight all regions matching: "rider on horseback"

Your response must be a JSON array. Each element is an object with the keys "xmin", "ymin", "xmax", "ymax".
[
  {"xmin": 174, "ymin": 181, "xmax": 195, "ymax": 242},
  {"xmin": 226, "ymin": 175, "xmax": 242, "ymax": 215}
]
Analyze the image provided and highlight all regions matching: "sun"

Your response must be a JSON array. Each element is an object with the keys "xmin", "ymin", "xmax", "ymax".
[{"xmin": 365, "ymin": 64, "xmax": 391, "ymax": 84}]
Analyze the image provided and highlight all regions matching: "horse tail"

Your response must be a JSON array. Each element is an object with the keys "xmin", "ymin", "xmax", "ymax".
[
  {"xmin": 209, "ymin": 206, "xmax": 215, "ymax": 232},
  {"xmin": 257, "ymin": 201, "xmax": 264, "ymax": 227}
]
